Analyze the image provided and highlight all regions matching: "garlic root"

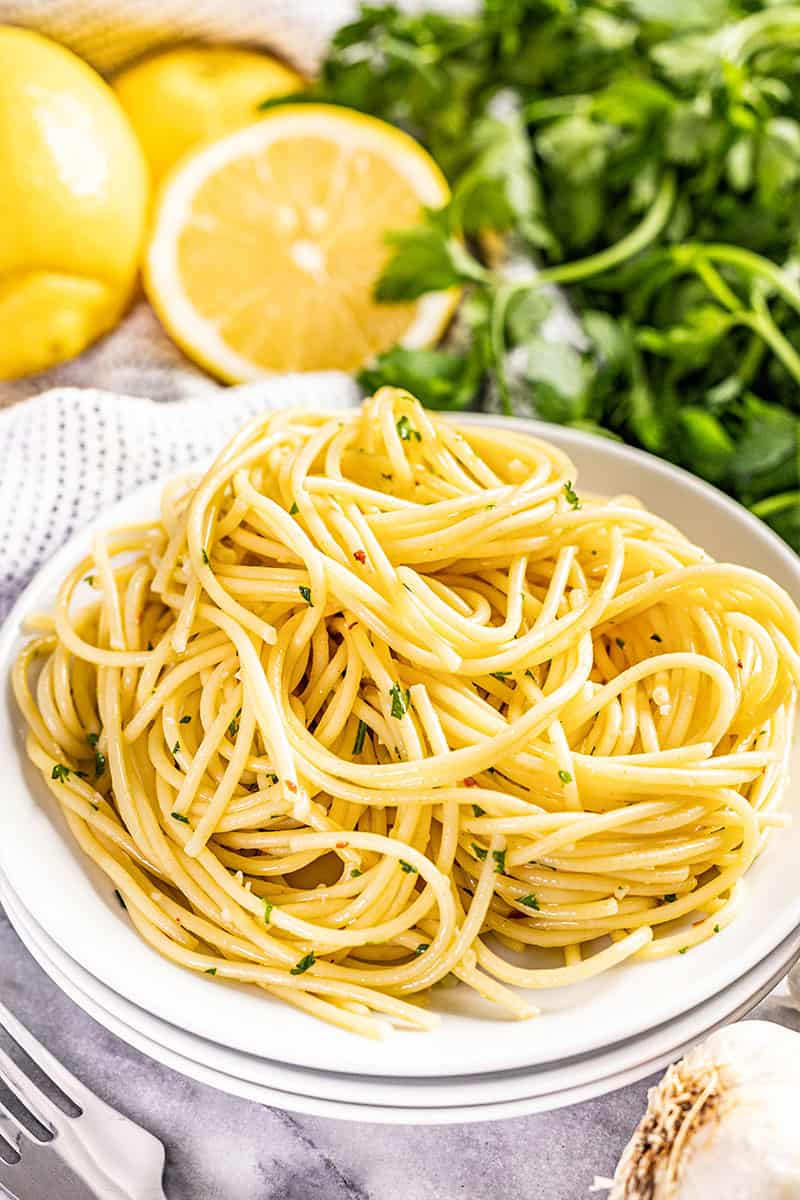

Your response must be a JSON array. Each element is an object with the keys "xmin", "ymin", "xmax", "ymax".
[{"xmin": 598, "ymin": 1020, "xmax": 800, "ymax": 1199}]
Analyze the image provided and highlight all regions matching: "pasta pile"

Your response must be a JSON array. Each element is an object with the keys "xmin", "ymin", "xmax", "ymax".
[{"xmin": 13, "ymin": 388, "xmax": 800, "ymax": 1037}]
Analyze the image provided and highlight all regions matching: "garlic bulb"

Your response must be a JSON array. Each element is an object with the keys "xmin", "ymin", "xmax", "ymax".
[{"xmin": 597, "ymin": 1021, "xmax": 800, "ymax": 1199}]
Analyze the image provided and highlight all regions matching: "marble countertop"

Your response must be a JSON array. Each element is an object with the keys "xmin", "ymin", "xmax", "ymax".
[{"xmin": 3, "ymin": 906, "xmax": 797, "ymax": 1200}]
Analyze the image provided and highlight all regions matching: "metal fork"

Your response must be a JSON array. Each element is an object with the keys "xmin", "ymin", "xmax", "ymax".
[{"xmin": 0, "ymin": 998, "xmax": 166, "ymax": 1200}]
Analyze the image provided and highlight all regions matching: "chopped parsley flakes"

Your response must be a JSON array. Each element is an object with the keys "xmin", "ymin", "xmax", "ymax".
[
  {"xmin": 171, "ymin": 811, "xmax": 189, "ymax": 824},
  {"xmin": 563, "ymin": 481, "xmax": 581, "ymax": 510},
  {"xmin": 299, "ymin": 585, "xmax": 313, "ymax": 606},
  {"xmin": 390, "ymin": 682, "xmax": 410, "ymax": 719},
  {"xmin": 519, "ymin": 894, "xmax": 540, "ymax": 911},
  {"xmin": 492, "ymin": 848, "xmax": 506, "ymax": 875},
  {"xmin": 353, "ymin": 719, "xmax": 367, "ymax": 755},
  {"xmin": 558, "ymin": 769, "xmax": 572, "ymax": 784},
  {"xmin": 264, "ymin": 900, "xmax": 273, "ymax": 925},
  {"xmin": 399, "ymin": 859, "xmax": 418, "ymax": 874},
  {"xmin": 396, "ymin": 415, "xmax": 421, "ymax": 442},
  {"xmin": 471, "ymin": 842, "xmax": 488, "ymax": 861},
  {"xmin": 290, "ymin": 951, "xmax": 316, "ymax": 975}
]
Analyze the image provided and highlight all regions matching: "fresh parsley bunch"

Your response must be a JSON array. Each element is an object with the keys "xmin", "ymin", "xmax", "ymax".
[{"xmin": 291, "ymin": 1, "xmax": 800, "ymax": 550}]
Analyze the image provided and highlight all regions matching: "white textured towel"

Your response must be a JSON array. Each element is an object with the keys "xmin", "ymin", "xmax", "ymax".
[{"xmin": 0, "ymin": 375, "xmax": 359, "ymax": 621}]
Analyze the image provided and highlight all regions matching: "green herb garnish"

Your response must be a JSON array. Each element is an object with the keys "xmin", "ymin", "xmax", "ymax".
[
  {"xmin": 396, "ymin": 414, "xmax": 422, "ymax": 442},
  {"xmin": 201, "ymin": 549, "xmax": 209, "ymax": 565},
  {"xmin": 390, "ymin": 682, "xmax": 410, "ymax": 719},
  {"xmin": 471, "ymin": 842, "xmax": 488, "ymax": 861},
  {"xmin": 558, "ymin": 769, "xmax": 572, "ymax": 784},
  {"xmin": 51, "ymin": 763, "xmax": 70, "ymax": 782},
  {"xmin": 353, "ymin": 719, "xmax": 367, "ymax": 755},
  {"xmin": 492, "ymin": 848, "xmax": 506, "ymax": 875},
  {"xmin": 171, "ymin": 811, "xmax": 189, "ymax": 824},
  {"xmin": 399, "ymin": 859, "xmax": 418, "ymax": 874},
  {"xmin": 179, "ymin": 714, "xmax": 192, "ymax": 724},
  {"xmin": 415, "ymin": 943, "xmax": 430, "ymax": 956},
  {"xmin": 299, "ymin": 585, "xmax": 313, "ymax": 606},
  {"xmin": 472, "ymin": 804, "xmax": 486, "ymax": 817},
  {"xmin": 519, "ymin": 894, "xmax": 540, "ymax": 911},
  {"xmin": 563, "ymin": 481, "xmax": 581, "ymax": 510},
  {"xmin": 264, "ymin": 900, "xmax": 273, "ymax": 925},
  {"xmin": 290, "ymin": 952, "xmax": 316, "ymax": 975},
  {"xmin": 205, "ymin": 968, "xmax": 217, "ymax": 975},
  {"xmin": 289, "ymin": 501, "xmax": 299, "ymax": 515}
]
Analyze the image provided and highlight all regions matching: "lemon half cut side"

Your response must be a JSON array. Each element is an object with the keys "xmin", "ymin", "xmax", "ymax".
[{"xmin": 144, "ymin": 104, "xmax": 458, "ymax": 381}]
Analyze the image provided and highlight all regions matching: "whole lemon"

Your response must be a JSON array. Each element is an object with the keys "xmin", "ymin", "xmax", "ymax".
[
  {"xmin": 0, "ymin": 27, "xmax": 148, "ymax": 381},
  {"xmin": 112, "ymin": 46, "xmax": 303, "ymax": 186}
]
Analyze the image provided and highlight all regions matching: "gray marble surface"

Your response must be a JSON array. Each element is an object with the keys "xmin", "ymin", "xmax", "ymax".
[{"xmin": 2, "ymin": 907, "xmax": 795, "ymax": 1200}]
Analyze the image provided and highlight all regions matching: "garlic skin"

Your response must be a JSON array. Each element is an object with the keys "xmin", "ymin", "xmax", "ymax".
[{"xmin": 605, "ymin": 1021, "xmax": 800, "ymax": 1199}]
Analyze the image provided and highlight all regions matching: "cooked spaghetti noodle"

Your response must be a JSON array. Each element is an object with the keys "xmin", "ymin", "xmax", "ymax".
[{"xmin": 13, "ymin": 388, "xmax": 800, "ymax": 1037}]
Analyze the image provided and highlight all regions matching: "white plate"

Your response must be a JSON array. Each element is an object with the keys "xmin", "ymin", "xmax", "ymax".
[
  {"xmin": 1, "ymin": 416, "xmax": 799, "ymax": 1079},
  {"xmin": 3, "ymin": 877, "xmax": 799, "ymax": 1124}
]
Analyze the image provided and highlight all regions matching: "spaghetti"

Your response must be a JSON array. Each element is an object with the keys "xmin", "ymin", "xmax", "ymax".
[{"xmin": 13, "ymin": 388, "xmax": 800, "ymax": 1037}]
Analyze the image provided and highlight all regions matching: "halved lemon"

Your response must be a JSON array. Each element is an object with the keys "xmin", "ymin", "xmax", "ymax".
[{"xmin": 144, "ymin": 104, "xmax": 458, "ymax": 380}]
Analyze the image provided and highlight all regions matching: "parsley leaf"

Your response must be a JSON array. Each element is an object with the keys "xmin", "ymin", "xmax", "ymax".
[
  {"xmin": 290, "ymin": 951, "xmax": 316, "ymax": 975},
  {"xmin": 395, "ymin": 414, "xmax": 422, "ymax": 443},
  {"xmin": 353, "ymin": 719, "xmax": 368, "ymax": 755},
  {"xmin": 563, "ymin": 481, "xmax": 581, "ymax": 510},
  {"xmin": 390, "ymin": 683, "xmax": 410, "ymax": 719}
]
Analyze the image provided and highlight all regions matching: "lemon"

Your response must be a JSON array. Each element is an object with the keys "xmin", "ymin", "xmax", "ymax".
[
  {"xmin": 0, "ymin": 26, "xmax": 148, "ymax": 381},
  {"xmin": 113, "ymin": 46, "xmax": 303, "ymax": 185},
  {"xmin": 144, "ymin": 104, "xmax": 457, "ymax": 380}
]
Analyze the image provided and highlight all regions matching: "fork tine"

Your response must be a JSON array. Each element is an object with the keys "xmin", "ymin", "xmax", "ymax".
[
  {"xmin": 0, "ymin": 1000, "xmax": 82, "ymax": 1115},
  {"xmin": 0, "ymin": 1042, "xmax": 59, "ymax": 1137},
  {"xmin": 0, "ymin": 1093, "xmax": 49, "ymax": 1148}
]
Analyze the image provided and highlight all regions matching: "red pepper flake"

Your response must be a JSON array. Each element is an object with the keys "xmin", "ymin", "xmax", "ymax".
[
  {"xmin": 354, "ymin": 550, "xmax": 366, "ymax": 564},
  {"xmin": 736, "ymin": 660, "xmax": 743, "ymax": 669},
  {"xmin": 464, "ymin": 777, "xmax": 478, "ymax": 787},
  {"xmin": 348, "ymin": 621, "xmax": 358, "ymax": 630},
  {"xmin": 335, "ymin": 841, "xmax": 349, "ymax": 849},
  {"xmin": 286, "ymin": 781, "xmax": 298, "ymax": 794}
]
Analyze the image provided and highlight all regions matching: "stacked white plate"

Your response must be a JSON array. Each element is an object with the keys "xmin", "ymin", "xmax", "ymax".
[{"xmin": 2, "ymin": 417, "xmax": 800, "ymax": 1124}]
